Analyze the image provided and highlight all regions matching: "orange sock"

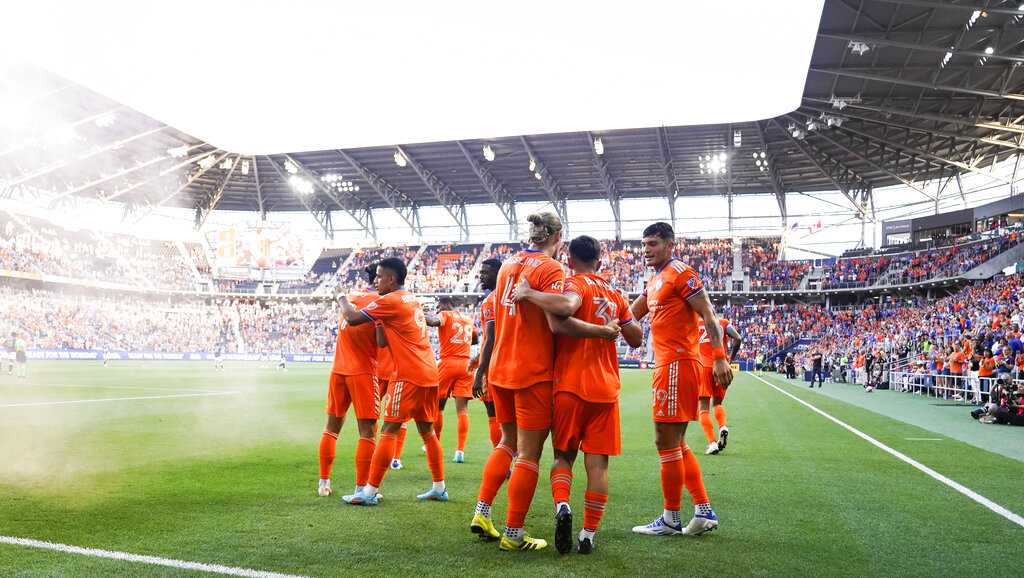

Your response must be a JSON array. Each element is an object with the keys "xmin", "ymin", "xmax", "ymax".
[
  {"xmin": 659, "ymin": 447, "xmax": 684, "ymax": 510},
  {"xmin": 505, "ymin": 458, "xmax": 540, "ymax": 530},
  {"xmin": 550, "ymin": 467, "xmax": 572, "ymax": 505},
  {"xmin": 354, "ymin": 437, "xmax": 375, "ymax": 487},
  {"xmin": 487, "ymin": 417, "xmax": 500, "ymax": 448},
  {"xmin": 456, "ymin": 411, "xmax": 469, "ymax": 452},
  {"xmin": 583, "ymin": 491, "xmax": 608, "ymax": 532},
  {"xmin": 367, "ymin": 432, "xmax": 397, "ymax": 487},
  {"xmin": 681, "ymin": 444, "xmax": 709, "ymax": 504},
  {"xmin": 698, "ymin": 409, "xmax": 716, "ymax": 443},
  {"xmin": 318, "ymin": 430, "xmax": 338, "ymax": 480},
  {"xmin": 393, "ymin": 425, "xmax": 407, "ymax": 460},
  {"xmin": 421, "ymin": 430, "xmax": 445, "ymax": 482},
  {"xmin": 477, "ymin": 443, "xmax": 514, "ymax": 505},
  {"xmin": 434, "ymin": 411, "xmax": 444, "ymax": 440},
  {"xmin": 713, "ymin": 405, "xmax": 728, "ymax": 428}
]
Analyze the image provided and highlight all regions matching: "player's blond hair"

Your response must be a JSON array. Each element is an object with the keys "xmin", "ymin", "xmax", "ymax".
[{"xmin": 526, "ymin": 211, "xmax": 563, "ymax": 246}]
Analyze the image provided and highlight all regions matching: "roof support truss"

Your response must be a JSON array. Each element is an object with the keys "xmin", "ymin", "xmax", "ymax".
[
  {"xmin": 279, "ymin": 154, "xmax": 376, "ymax": 240},
  {"xmin": 655, "ymin": 127, "xmax": 680, "ymax": 228},
  {"xmin": 754, "ymin": 121, "xmax": 788, "ymax": 224},
  {"xmin": 263, "ymin": 155, "xmax": 335, "ymax": 240},
  {"xmin": 519, "ymin": 136, "xmax": 569, "ymax": 230},
  {"xmin": 455, "ymin": 142, "xmax": 519, "ymax": 239},
  {"xmin": 394, "ymin": 145, "xmax": 470, "ymax": 240},
  {"xmin": 195, "ymin": 155, "xmax": 240, "ymax": 229},
  {"xmin": 337, "ymin": 150, "xmax": 422, "ymax": 238},
  {"xmin": 586, "ymin": 132, "xmax": 622, "ymax": 240}
]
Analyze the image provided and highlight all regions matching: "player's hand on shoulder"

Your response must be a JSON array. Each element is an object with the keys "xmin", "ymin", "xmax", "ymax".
[{"xmin": 511, "ymin": 277, "xmax": 532, "ymax": 303}]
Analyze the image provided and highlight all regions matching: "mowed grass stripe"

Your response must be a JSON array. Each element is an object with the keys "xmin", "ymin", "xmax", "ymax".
[{"xmin": 0, "ymin": 365, "xmax": 1021, "ymax": 577}]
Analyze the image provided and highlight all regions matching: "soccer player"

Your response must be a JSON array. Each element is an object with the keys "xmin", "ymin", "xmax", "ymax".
[
  {"xmin": 427, "ymin": 297, "xmax": 477, "ymax": 463},
  {"xmin": 4, "ymin": 332, "xmax": 14, "ymax": 375},
  {"xmin": 629, "ymin": 222, "xmax": 733, "ymax": 537},
  {"xmin": 214, "ymin": 346, "xmax": 225, "ymax": 371},
  {"xmin": 376, "ymin": 328, "xmax": 407, "ymax": 471},
  {"xmin": 317, "ymin": 263, "xmax": 380, "ymax": 498},
  {"xmin": 276, "ymin": 351, "xmax": 287, "ymax": 371},
  {"xmin": 512, "ymin": 235, "xmax": 643, "ymax": 554},
  {"xmin": 698, "ymin": 318, "xmax": 742, "ymax": 455},
  {"xmin": 471, "ymin": 258, "xmax": 503, "ymax": 448},
  {"xmin": 469, "ymin": 212, "xmax": 618, "ymax": 551},
  {"xmin": 338, "ymin": 257, "xmax": 448, "ymax": 505},
  {"xmin": 13, "ymin": 332, "xmax": 27, "ymax": 378}
]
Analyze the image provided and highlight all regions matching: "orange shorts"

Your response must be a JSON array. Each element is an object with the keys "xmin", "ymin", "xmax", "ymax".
[
  {"xmin": 326, "ymin": 373, "xmax": 379, "ymax": 420},
  {"xmin": 651, "ymin": 359, "xmax": 702, "ymax": 423},
  {"xmin": 552, "ymin": 392, "xmax": 620, "ymax": 456},
  {"xmin": 491, "ymin": 381, "xmax": 553, "ymax": 430},
  {"xmin": 438, "ymin": 358, "xmax": 473, "ymax": 399},
  {"xmin": 381, "ymin": 381, "xmax": 438, "ymax": 424},
  {"xmin": 699, "ymin": 365, "xmax": 727, "ymax": 400}
]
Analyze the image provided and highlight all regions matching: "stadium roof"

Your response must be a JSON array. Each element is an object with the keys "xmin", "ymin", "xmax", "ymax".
[{"xmin": 4, "ymin": 0, "xmax": 1024, "ymax": 241}]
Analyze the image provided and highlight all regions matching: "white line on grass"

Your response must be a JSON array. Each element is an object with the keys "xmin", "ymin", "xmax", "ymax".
[
  {"xmin": 0, "ymin": 391, "xmax": 239, "ymax": 408},
  {"xmin": 905, "ymin": 438, "xmax": 944, "ymax": 441},
  {"xmin": 0, "ymin": 536, "xmax": 310, "ymax": 578},
  {"xmin": 749, "ymin": 373, "xmax": 1024, "ymax": 528}
]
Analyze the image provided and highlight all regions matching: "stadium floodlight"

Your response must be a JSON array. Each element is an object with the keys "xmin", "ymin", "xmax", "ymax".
[
  {"xmin": 733, "ymin": 130, "xmax": 742, "ymax": 147},
  {"xmin": 284, "ymin": 159, "xmax": 298, "ymax": 174},
  {"xmin": 354, "ymin": 185, "xmax": 359, "ymax": 191},
  {"xmin": 759, "ymin": 151, "xmax": 766, "ymax": 158},
  {"xmin": 289, "ymin": 175, "xmax": 313, "ymax": 195},
  {"xmin": 219, "ymin": 158, "xmax": 233, "ymax": 170},
  {"xmin": 198, "ymin": 155, "xmax": 217, "ymax": 169},
  {"xmin": 166, "ymin": 145, "xmax": 189, "ymax": 158},
  {"xmin": 393, "ymin": 150, "xmax": 407, "ymax": 167},
  {"xmin": 985, "ymin": 46, "xmax": 994, "ymax": 55},
  {"xmin": 93, "ymin": 112, "xmax": 116, "ymax": 128},
  {"xmin": 717, "ymin": 152, "xmax": 726, "ymax": 162},
  {"xmin": 528, "ymin": 157, "xmax": 536, "ymax": 172},
  {"xmin": 534, "ymin": 170, "xmax": 542, "ymax": 180},
  {"xmin": 847, "ymin": 40, "xmax": 870, "ymax": 56},
  {"xmin": 593, "ymin": 137, "xmax": 604, "ymax": 155},
  {"xmin": 482, "ymin": 145, "xmax": 495, "ymax": 161},
  {"xmin": 241, "ymin": 160, "xmax": 250, "ymax": 175}
]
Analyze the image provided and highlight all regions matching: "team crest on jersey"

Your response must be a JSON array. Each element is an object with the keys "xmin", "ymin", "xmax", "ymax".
[{"xmin": 687, "ymin": 277, "xmax": 697, "ymax": 289}]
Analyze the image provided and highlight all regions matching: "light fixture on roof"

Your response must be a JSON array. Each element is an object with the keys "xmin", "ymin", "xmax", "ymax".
[
  {"xmin": 593, "ymin": 137, "xmax": 604, "ymax": 155},
  {"xmin": 93, "ymin": 112, "xmax": 116, "ymax": 128},
  {"xmin": 284, "ymin": 159, "xmax": 298, "ymax": 174},
  {"xmin": 482, "ymin": 145, "xmax": 495, "ymax": 162},
  {"xmin": 760, "ymin": 151, "xmax": 766, "ymax": 158},
  {"xmin": 752, "ymin": 152, "xmax": 758, "ymax": 159},
  {"xmin": 241, "ymin": 160, "xmax": 250, "ymax": 175},
  {"xmin": 847, "ymin": 40, "xmax": 871, "ymax": 56},
  {"xmin": 985, "ymin": 46, "xmax": 995, "ymax": 55},
  {"xmin": 528, "ymin": 157, "xmax": 536, "ymax": 172},
  {"xmin": 806, "ymin": 119, "xmax": 819, "ymax": 132},
  {"xmin": 698, "ymin": 153, "xmax": 727, "ymax": 175},
  {"xmin": 166, "ymin": 145, "xmax": 189, "ymax": 158},
  {"xmin": 733, "ymin": 130, "xmax": 742, "ymax": 147},
  {"xmin": 393, "ymin": 150, "xmax": 407, "ymax": 167},
  {"xmin": 289, "ymin": 175, "xmax": 313, "ymax": 195},
  {"xmin": 220, "ymin": 158, "xmax": 233, "ymax": 170},
  {"xmin": 534, "ymin": 170, "xmax": 542, "ymax": 180},
  {"xmin": 198, "ymin": 155, "xmax": 216, "ymax": 169}
]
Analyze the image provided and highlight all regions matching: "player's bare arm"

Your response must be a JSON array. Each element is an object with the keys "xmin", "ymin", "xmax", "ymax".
[
  {"xmin": 687, "ymin": 291, "xmax": 733, "ymax": 388},
  {"xmin": 630, "ymin": 293, "xmax": 649, "ymax": 321},
  {"xmin": 425, "ymin": 313, "xmax": 442, "ymax": 327},
  {"xmin": 620, "ymin": 320, "xmax": 644, "ymax": 348},
  {"xmin": 726, "ymin": 324, "xmax": 743, "ymax": 360},
  {"xmin": 545, "ymin": 312, "xmax": 620, "ymax": 340},
  {"xmin": 375, "ymin": 324, "xmax": 388, "ymax": 348},
  {"xmin": 512, "ymin": 277, "xmax": 581, "ymax": 318},
  {"xmin": 338, "ymin": 295, "xmax": 372, "ymax": 326},
  {"xmin": 472, "ymin": 319, "xmax": 495, "ymax": 398}
]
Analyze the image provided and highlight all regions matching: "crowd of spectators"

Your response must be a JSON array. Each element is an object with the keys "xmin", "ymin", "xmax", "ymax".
[
  {"xmin": 406, "ymin": 244, "xmax": 482, "ymax": 293},
  {"xmin": 743, "ymin": 237, "xmax": 811, "ymax": 291}
]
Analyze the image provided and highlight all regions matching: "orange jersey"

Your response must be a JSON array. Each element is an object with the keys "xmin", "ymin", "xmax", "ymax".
[
  {"xmin": 645, "ymin": 259, "xmax": 704, "ymax": 367},
  {"xmin": 361, "ymin": 289, "xmax": 438, "ymax": 387},
  {"xmin": 438, "ymin": 310, "xmax": 474, "ymax": 360},
  {"xmin": 332, "ymin": 291, "xmax": 378, "ymax": 375},
  {"xmin": 488, "ymin": 249, "xmax": 565, "ymax": 390},
  {"xmin": 554, "ymin": 273, "xmax": 633, "ymax": 403},
  {"xmin": 698, "ymin": 318, "xmax": 732, "ymax": 365}
]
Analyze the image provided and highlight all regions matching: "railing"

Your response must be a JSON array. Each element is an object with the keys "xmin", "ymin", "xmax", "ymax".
[{"xmin": 887, "ymin": 371, "xmax": 999, "ymax": 405}]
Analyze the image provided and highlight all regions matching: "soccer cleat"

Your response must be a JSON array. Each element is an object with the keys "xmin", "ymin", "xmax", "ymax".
[
  {"xmin": 682, "ymin": 509, "xmax": 719, "ymax": 536},
  {"xmin": 718, "ymin": 426, "xmax": 729, "ymax": 451},
  {"xmin": 453, "ymin": 450, "xmax": 465, "ymax": 463},
  {"xmin": 631, "ymin": 516, "xmax": 682, "ymax": 536},
  {"xmin": 416, "ymin": 487, "xmax": 449, "ymax": 501},
  {"xmin": 705, "ymin": 441, "xmax": 720, "ymax": 455},
  {"xmin": 317, "ymin": 479, "xmax": 332, "ymax": 497},
  {"xmin": 390, "ymin": 459, "xmax": 403, "ymax": 470},
  {"xmin": 499, "ymin": 533, "xmax": 548, "ymax": 551},
  {"xmin": 577, "ymin": 537, "xmax": 594, "ymax": 555},
  {"xmin": 341, "ymin": 489, "xmax": 380, "ymax": 506},
  {"xmin": 421, "ymin": 445, "xmax": 427, "ymax": 453},
  {"xmin": 554, "ymin": 504, "xmax": 573, "ymax": 554},
  {"xmin": 470, "ymin": 513, "xmax": 501, "ymax": 540}
]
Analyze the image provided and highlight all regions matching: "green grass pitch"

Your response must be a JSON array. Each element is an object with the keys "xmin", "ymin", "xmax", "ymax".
[{"xmin": 0, "ymin": 362, "xmax": 1022, "ymax": 577}]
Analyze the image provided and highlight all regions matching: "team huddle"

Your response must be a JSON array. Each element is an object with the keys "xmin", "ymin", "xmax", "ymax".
[{"xmin": 316, "ymin": 214, "xmax": 741, "ymax": 555}]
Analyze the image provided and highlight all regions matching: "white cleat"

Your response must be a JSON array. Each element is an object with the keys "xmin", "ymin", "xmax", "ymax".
[
  {"xmin": 390, "ymin": 459, "xmax": 403, "ymax": 470},
  {"xmin": 631, "ymin": 516, "xmax": 682, "ymax": 536},
  {"xmin": 682, "ymin": 510, "xmax": 719, "ymax": 536},
  {"xmin": 453, "ymin": 450, "xmax": 465, "ymax": 463},
  {"xmin": 317, "ymin": 479, "xmax": 332, "ymax": 497},
  {"xmin": 705, "ymin": 441, "xmax": 720, "ymax": 455},
  {"xmin": 421, "ymin": 445, "xmax": 427, "ymax": 454}
]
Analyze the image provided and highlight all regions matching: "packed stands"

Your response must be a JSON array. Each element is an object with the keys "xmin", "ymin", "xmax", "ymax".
[
  {"xmin": 406, "ymin": 243, "xmax": 482, "ymax": 293},
  {"xmin": 678, "ymin": 238, "xmax": 733, "ymax": 291},
  {"xmin": 743, "ymin": 237, "xmax": 811, "ymax": 291}
]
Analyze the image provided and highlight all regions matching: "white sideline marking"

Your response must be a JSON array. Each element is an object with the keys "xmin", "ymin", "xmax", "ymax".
[
  {"xmin": 0, "ymin": 391, "xmax": 239, "ymax": 408},
  {"xmin": 0, "ymin": 535, "xmax": 310, "ymax": 578},
  {"xmin": 905, "ymin": 438, "xmax": 944, "ymax": 441},
  {"xmin": 749, "ymin": 373, "xmax": 1024, "ymax": 528}
]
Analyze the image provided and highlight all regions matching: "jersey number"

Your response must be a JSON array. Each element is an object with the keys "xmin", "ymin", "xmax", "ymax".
[
  {"xmin": 414, "ymin": 308, "xmax": 427, "ymax": 338},
  {"xmin": 593, "ymin": 297, "xmax": 616, "ymax": 325},
  {"xmin": 500, "ymin": 277, "xmax": 518, "ymax": 317},
  {"xmin": 697, "ymin": 325, "xmax": 709, "ymax": 344},
  {"xmin": 449, "ymin": 323, "xmax": 474, "ymax": 345}
]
